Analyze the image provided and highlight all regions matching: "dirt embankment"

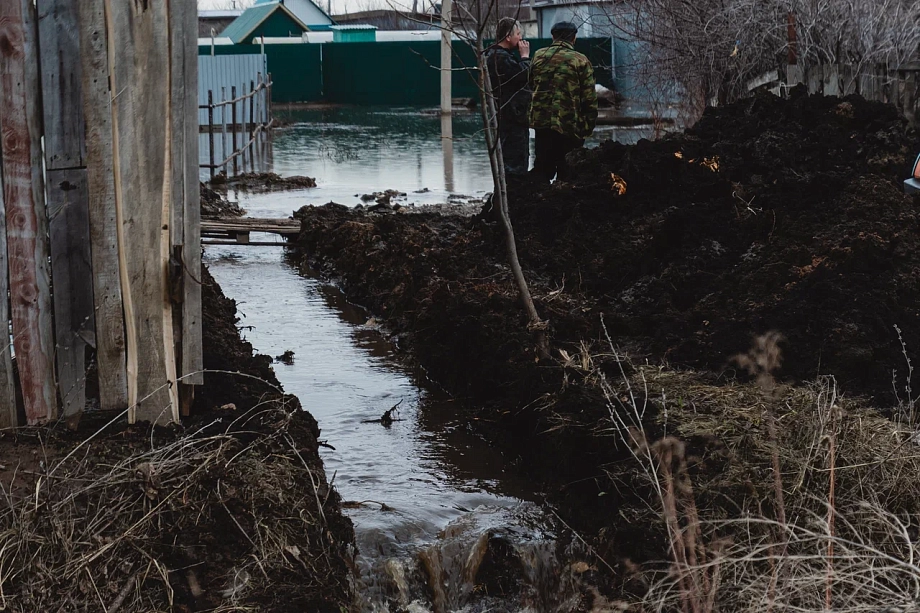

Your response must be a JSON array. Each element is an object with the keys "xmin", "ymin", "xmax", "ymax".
[
  {"xmin": 0, "ymin": 267, "xmax": 354, "ymax": 612},
  {"xmin": 291, "ymin": 91, "xmax": 920, "ymax": 562}
]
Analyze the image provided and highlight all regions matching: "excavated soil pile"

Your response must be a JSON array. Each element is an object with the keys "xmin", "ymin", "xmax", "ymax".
[
  {"xmin": 0, "ymin": 268, "xmax": 354, "ymax": 612},
  {"xmin": 296, "ymin": 91, "xmax": 920, "ymax": 403},
  {"xmin": 512, "ymin": 89, "xmax": 920, "ymax": 399},
  {"xmin": 293, "ymin": 92, "xmax": 920, "ymax": 595}
]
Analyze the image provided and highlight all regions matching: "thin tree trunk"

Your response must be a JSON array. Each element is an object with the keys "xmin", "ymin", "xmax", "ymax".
[{"xmin": 477, "ymin": 39, "xmax": 549, "ymax": 359}]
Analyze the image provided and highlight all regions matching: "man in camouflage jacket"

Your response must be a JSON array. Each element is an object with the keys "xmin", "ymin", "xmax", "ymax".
[
  {"xmin": 528, "ymin": 21, "xmax": 598, "ymax": 182},
  {"xmin": 485, "ymin": 18, "xmax": 532, "ymax": 174}
]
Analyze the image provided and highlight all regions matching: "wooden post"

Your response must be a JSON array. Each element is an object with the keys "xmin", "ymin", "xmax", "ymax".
[
  {"xmin": 0, "ymin": 0, "xmax": 58, "ymax": 424},
  {"xmin": 440, "ymin": 0, "xmax": 453, "ymax": 115},
  {"xmin": 170, "ymin": 0, "xmax": 202, "ymax": 390},
  {"xmin": 0, "ymin": 162, "xmax": 19, "ymax": 427},
  {"xmin": 39, "ymin": 0, "xmax": 97, "ymax": 423},
  {"xmin": 241, "ymin": 92, "xmax": 248, "ymax": 172},
  {"xmin": 231, "ymin": 86, "xmax": 239, "ymax": 176},
  {"xmin": 77, "ymin": 0, "xmax": 129, "ymax": 412},
  {"xmin": 786, "ymin": 12, "xmax": 797, "ymax": 66},
  {"xmin": 249, "ymin": 81, "xmax": 255, "ymax": 165},
  {"xmin": 257, "ymin": 72, "xmax": 263, "ymax": 124},
  {"xmin": 106, "ymin": 0, "xmax": 179, "ymax": 425},
  {"xmin": 267, "ymin": 72, "xmax": 273, "ymax": 126},
  {"xmin": 220, "ymin": 87, "xmax": 229, "ymax": 175},
  {"xmin": 208, "ymin": 90, "xmax": 215, "ymax": 179}
]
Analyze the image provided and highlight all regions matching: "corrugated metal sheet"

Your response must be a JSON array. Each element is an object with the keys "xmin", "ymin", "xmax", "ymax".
[
  {"xmin": 197, "ymin": 38, "xmax": 613, "ymax": 105},
  {"xmin": 198, "ymin": 54, "xmax": 269, "ymax": 125}
]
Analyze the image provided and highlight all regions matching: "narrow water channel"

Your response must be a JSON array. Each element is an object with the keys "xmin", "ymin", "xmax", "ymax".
[{"xmin": 204, "ymin": 108, "xmax": 633, "ymax": 611}]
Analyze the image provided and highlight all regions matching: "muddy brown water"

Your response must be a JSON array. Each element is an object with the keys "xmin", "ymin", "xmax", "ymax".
[
  {"xmin": 203, "ymin": 109, "xmax": 639, "ymax": 611},
  {"xmin": 205, "ymin": 246, "xmax": 585, "ymax": 612}
]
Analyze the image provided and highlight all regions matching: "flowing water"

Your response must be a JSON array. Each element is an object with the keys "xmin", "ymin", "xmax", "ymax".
[{"xmin": 204, "ymin": 108, "xmax": 641, "ymax": 611}]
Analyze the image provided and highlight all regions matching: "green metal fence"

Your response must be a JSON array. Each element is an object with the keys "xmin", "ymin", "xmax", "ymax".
[{"xmin": 198, "ymin": 38, "xmax": 613, "ymax": 105}]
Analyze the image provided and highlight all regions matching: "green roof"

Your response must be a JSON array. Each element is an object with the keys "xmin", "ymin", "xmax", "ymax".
[
  {"xmin": 221, "ymin": 3, "xmax": 309, "ymax": 44},
  {"xmin": 253, "ymin": 0, "xmax": 337, "ymax": 27}
]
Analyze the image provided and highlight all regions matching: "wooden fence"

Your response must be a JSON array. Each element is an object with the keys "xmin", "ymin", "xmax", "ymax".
[
  {"xmin": 752, "ymin": 63, "xmax": 920, "ymax": 123},
  {"xmin": 201, "ymin": 74, "xmax": 273, "ymax": 179},
  {"xmin": 0, "ymin": 0, "xmax": 201, "ymax": 427}
]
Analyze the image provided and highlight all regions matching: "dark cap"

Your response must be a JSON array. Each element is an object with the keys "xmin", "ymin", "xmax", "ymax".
[{"xmin": 550, "ymin": 21, "xmax": 578, "ymax": 38}]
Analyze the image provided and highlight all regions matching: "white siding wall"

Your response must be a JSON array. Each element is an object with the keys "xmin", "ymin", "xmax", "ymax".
[
  {"xmin": 286, "ymin": 0, "xmax": 334, "ymax": 26},
  {"xmin": 537, "ymin": 4, "xmax": 611, "ymax": 38}
]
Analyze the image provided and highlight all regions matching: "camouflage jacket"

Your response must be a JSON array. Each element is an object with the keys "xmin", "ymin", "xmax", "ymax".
[
  {"xmin": 528, "ymin": 41, "xmax": 598, "ymax": 139},
  {"xmin": 485, "ymin": 47, "xmax": 532, "ymax": 127}
]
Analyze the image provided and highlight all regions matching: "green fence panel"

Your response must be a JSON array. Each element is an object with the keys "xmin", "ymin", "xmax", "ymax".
[
  {"xmin": 322, "ymin": 41, "xmax": 441, "ymax": 105},
  {"xmin": 265, "ymin": 45, "xmax": 323, "ymax": 102},
  {"xmin": 198, "ymin": 44, "xmax": 323, "ymax": 103},
  {"xmin": 199, "ymin": 37, "xmax": 613, "ymax": 106}
]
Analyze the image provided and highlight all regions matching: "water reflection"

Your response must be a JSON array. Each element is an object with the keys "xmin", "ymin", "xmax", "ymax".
[
  {"xmin": 441, "ymin": 113, "xmax": 455, "ymax": 193},
  {"xmin": 204, "ymin": 245, "xmax": 534, "ymax": 606},
  {"xmin": 213, "ymin": 106, "xmax": 659, "ymax": 216}
]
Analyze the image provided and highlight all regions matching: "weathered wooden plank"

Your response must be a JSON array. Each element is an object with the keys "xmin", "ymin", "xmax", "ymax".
[
  {"xmin": 171, "ymin": 0, "xmax": 203, "ymax": 387},
  {"xmin": 0, "ymin": 0, "xmax": 58, "ymax": 424},
  {"xmin": 46, "ymin": 170, "xmax": 93, "ymax": 418},
  {"xmin": 0, "ymin": 157, "xmax": 19, "ymax": 427},
  {"xmin": 38, "ymin": 0, "xmax": 96, "ymax": 421},
  {"xmin": 37, "ymin": 0, "xmax": 84, "ymax": 169},
  {"xmin": 77, "ymin": 0, "xmax": 128, "ymax": 412},
  {"xmin": 106, "ymin": 0, "xmax": 179, "ymax": 424}
]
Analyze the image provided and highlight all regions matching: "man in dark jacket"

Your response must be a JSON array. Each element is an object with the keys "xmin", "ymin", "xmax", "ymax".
[
  {"xmin": 529, "ymin": 21, "xmax": 598, "ymax": 182},
  {"xmin": 485, "ymin": 18, "xmax": 532, "ymax": 174}
]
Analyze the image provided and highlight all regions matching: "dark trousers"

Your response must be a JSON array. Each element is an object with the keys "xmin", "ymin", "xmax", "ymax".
[
  {"xmin": 499, "ymin": 123, "xmax": 530, "ymax": 174},
  {"xmin": 533, "ymin": 128, "xmax": 584, "ymax": 182}
]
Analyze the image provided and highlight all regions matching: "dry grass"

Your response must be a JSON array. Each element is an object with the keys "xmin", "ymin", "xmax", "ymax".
[
  {"xmin": 565, "ymin": 320, "xmax": 920, "ymax": 612},
  {"xmin": 0, "ymin": 399, "xmax": 352, "ymax": 612}
]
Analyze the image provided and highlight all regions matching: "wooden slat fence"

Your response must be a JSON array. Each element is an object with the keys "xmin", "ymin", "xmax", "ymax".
[
  {"xmin": 753, "ymin": 62, "xmax": 920, "ymax": 123},
  {"xmin": 0, "ymin": 0, "xmax": 203, "ymax": 427},
  {"xmin": 200, "ymin": 73, "xmax": 274, "ymax": 179}
]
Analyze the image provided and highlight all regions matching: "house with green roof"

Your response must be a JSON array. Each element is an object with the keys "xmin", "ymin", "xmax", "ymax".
[{"xmin": 222, "ymin": 1, "xmax": 335, "ymax": 44}]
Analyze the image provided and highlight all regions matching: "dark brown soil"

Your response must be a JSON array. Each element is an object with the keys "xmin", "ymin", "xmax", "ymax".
[
  {"xmin": 290, "ymin": 91, "xmax": 920, "ymax": 564},
  {"xmin": 296, "ymin": 90, "xmax": 920, "ymax": 404},
  {"xmin": 212, "ymin": 171, "xmax": 317, "ymax": 192},
  {"xmin": 0, "ymin": 265, "xmax": 355, "ymax": 612},
  {"xmin": 201, "ymin": 182, "xmax": 245, "ymax": 218}
]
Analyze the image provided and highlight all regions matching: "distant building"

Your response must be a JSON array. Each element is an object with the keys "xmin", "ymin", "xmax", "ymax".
[
  {"xmin": 531, "ymin": 0, "xmax": 616, "ymax": 38},
  {"xmin": 253, "ymin": 0, "xmax": 336, "ymax": 30},
  {"xmin": 332, "ymin": 10, "xmax": 440, "ymax": 31},
  {"xmin": 222, "ymin": 3, "xmax": 316, "ymax": 44},
  {"xmin": 199, "ymin": 9, "xmax": 243, "ymax": 37}
]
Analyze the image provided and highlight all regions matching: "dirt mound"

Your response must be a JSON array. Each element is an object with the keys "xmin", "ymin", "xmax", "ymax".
[
  {"xmin": 508, "ymin": 90, "xmax": 920, "ymax": 399},
  {"xmin": 212, "ymin": 172, "xmax": 317, "ymax": 192},
  {"xmin": 200, "ymin": 182, "xmax": 245, "ymax": 218}
]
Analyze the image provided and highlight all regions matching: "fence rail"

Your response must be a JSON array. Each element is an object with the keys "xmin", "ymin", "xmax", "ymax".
[{"xmin": 200, "ymin": 73, "xmax": 273, "ymax": 178}]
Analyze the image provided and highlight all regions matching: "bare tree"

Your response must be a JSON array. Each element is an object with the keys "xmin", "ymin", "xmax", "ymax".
[
  {"xmin": 385, "ymin": 0, "xmax": 550, "ymax": 356},
  {"xmin": 608, "ymin": 0, "xmax": 920, "ymax": 120}
]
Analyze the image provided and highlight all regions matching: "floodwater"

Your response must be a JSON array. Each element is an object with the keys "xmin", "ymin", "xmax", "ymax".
[
  {"xmin": 203, "ymin": 107, "xmax": 638, "ymax": 611},
  {"xmin": 200, "ymin": 105, "xmax": 657, "ymax": 199}
]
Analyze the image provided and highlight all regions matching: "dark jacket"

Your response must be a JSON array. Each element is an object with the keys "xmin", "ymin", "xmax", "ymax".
[{"xmin": 485, "ymin": 46, "xmax": 532, "ymax": 127}]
